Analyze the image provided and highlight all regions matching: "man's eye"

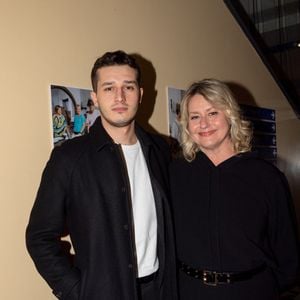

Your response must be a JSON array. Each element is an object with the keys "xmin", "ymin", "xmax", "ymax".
[
  {"xmin": 104, "ymin": 87, "xmax": 113, "ymax": 92},
  {"xmin": 124, "ymin": 86, "xmax": 135, "ymax": 91}
]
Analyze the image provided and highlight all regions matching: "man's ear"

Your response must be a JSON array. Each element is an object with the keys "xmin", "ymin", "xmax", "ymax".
[
  {"xmin": 139, "ymin": 88, "xmax": 143, "ymax": 104},
  {"xmin": 90, "ymin": 91, "xmax": 98, "ymax": 107}
]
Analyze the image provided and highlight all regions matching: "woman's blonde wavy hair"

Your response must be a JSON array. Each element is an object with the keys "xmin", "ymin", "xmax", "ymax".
[{"xmin": 180, "ymin": 79, "xmax": 252, "ymax": 162}]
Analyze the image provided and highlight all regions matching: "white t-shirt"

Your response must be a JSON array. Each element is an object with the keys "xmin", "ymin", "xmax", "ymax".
[{"xmin": 121, "ymin": 141, "xmax": 159, "ymax": 277}]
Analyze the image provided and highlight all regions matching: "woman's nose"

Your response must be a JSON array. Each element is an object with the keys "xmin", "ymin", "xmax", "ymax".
[{"xmin": 199, "ymin": 116, "xmax": 209, "ymax": 128}]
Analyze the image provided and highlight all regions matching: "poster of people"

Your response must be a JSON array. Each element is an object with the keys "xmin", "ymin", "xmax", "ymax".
[
  {"xmin": 50, "ymin": 85, "xmax": 100, "ymax": 146},
  {"xmin": 167, "ymin": 86, "xmax": 185, "ymax": 142}
]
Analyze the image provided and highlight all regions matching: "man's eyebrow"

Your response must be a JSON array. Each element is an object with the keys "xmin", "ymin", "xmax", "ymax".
[
  {"xmin": 123, "ymin": 80, "xmax": 138, "ymax": 85},
  {"xmin": 100, "ymin": 81, "xmax": 114, "ymax": 86},
  {"xmin": 100, "ymin": 80, "xmax": 138, "ymax": 87}
]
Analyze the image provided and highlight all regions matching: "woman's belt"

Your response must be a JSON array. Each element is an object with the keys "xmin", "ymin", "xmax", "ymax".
[{"xmin": 178, "ymin": 260, "xmax": 266, "ymax": 286}]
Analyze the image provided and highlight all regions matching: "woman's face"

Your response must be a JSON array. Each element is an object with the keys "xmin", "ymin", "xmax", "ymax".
[
  {"xmin": 187, "ymin": 94, "xmax": 232, "ymax": 155},
  {"xmin": 76, "ymin": 106, "xmax": 81, "ymax": 114}
]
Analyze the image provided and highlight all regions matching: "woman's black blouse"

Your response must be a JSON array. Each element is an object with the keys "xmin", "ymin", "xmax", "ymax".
[{"xmin": 170, "ymin": 151, "xmax": 299, "ymax": 291}]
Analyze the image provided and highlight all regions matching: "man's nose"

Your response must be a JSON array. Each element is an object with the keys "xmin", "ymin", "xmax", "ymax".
[{"xmin": 115, "ymin": 88, "xmax": 125, "ymax": 102}]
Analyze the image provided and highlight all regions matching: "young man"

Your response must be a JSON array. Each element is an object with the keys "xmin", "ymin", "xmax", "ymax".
[
  {"xmin": 85, "ymin": 99, "xmax": 100, "ymax": 133},
  {"xmin": 26, "ymin": 50, "xmax": 177, "ymax": 300}
]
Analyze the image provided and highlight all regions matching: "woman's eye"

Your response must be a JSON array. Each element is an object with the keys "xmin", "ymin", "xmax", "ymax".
[
  {"xmin": 208, "ymin": 111, "xmax": 218, "ymax": 117},
  {"xmin": 190, "ymin": 115, "xmax": 199, "ymax": 120}
]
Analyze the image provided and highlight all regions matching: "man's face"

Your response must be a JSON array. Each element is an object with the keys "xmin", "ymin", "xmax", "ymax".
[
  {"xmin": 88, "ymin": 104, "xmax": 95, "ymax": 112},
  {"xmin": 91, "ymin": 65, "xmax": 143, "ymax": 129}
]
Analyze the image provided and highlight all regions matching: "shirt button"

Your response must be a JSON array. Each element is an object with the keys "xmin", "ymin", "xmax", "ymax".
[
  {"xmin": 121, "ymin": 187, "xmax": 126, "ymax": 193},
  {"xmin": 128, "ymin": 264, "xmax": 133, "ymax": 269},
  {"xmin": 123, "ymin": 224, "xmax": 129, "ymax": 230}
]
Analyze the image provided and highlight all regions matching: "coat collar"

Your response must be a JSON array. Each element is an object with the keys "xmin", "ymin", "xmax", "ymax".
[{"xmin": 88, "ymin": 117, "xmax": 153, "ymax": 151}]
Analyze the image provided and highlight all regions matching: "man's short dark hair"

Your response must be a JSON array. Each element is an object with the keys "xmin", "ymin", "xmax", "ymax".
[
  {"xmin": 87, "ymin": 99, "xmax": 94, "ymax": 107},
  {"xmin": 91, "ymin": 50, "xmax": 141, "ymax": 92}
]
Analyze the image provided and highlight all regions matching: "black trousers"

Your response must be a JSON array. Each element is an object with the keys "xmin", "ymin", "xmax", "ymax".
[{"xmin": 137, "ymin": 272, "xmax": 160, "ymax": 300}]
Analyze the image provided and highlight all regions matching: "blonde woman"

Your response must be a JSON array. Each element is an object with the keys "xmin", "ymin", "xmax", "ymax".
[{"xmin": 170, "ymin": 79, "xmax": 299, "ymax": 299}]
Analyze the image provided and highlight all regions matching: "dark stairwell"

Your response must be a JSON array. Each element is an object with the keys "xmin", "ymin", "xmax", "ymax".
[{"xmin": 224, "ymin": 0, "xmax": 300, "ymax": 119}]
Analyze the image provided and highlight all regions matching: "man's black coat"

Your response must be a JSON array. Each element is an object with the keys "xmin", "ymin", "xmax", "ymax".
[{"xmin": 26, "ymin": 118, "xmax": 177, "ymax": 300}]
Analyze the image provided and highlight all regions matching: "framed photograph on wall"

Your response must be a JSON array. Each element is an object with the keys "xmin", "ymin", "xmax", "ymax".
[
  {"xmin": 50, "ymin": 85, "xmax": 100, "ymax": 147},
  {"xmin": 167, "ymin": 86, "xmax": 185, "ymax": 142}
]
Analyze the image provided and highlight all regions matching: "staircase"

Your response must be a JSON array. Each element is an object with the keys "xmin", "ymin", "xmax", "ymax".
[{"xmin": 224, "ymin": 0, "xmax": 300, "ymax": 118}]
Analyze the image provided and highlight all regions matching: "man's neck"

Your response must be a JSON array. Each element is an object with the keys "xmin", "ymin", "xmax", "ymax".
[{"xmin": 102, "ymin": 120, "xmax": 137, "ymax": 145}]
